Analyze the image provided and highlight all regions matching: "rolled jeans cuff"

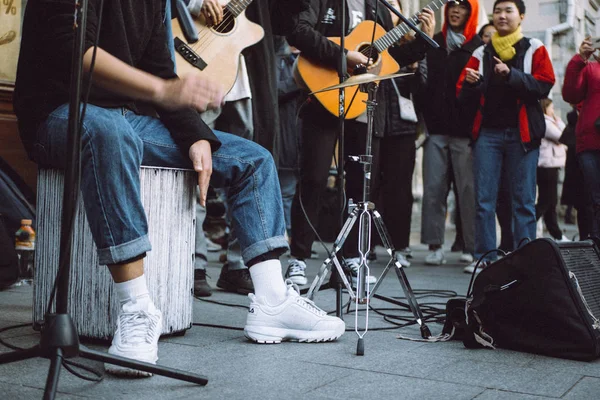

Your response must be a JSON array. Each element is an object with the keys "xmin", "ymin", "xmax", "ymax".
[
  {"xmin": 98, "ymin": 235, "xmax": 152, "ymax": 265},
  {"xmin": 241, "ymin": 236, "xmax": 289, "ymax": 265}
]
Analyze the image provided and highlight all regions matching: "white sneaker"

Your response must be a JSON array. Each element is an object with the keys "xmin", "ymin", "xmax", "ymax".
[
  {"xmin": 399, "ymin": 247, "xmax": 413, "ymax": 259},
  {"xmin": 344, "ymin": 257, "xmax": 377, "ymax": 285},
  {"xmin": 394, "ymin": 252, "xmax": 411, "ymax": 267},
  {"xmin": 459, "ymin": 253, "xmax": 474, "ymax": 263},
  {"xmin": 244, "ymin": 281, "xmax": 345, "ymax": 343},
  {"xmin": 425, "ymin": 248, "xmax": 446, "ymax": 265},
  {"xmin": 557, "ymin": 235, "xmax": 572, "ymax": 242},
  {"xmin": 285, "ymin": 259, "xmax": 308, "ymax": 285},
  {"xmin": 463, "ymin": 260, "xmax": 490, "ymax": 275},
  {"xmin": 206, "ymin": 238, "xmax": 222, "ymax": 252},
  {"xmin": 105, "ymin": 300, "xmax": 162, "ymax": 377}
]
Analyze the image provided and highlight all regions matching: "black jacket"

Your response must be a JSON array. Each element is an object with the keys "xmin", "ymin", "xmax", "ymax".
[
  {"xmin": 287, "ymin": 0, "xmax": 429, "ymax": 136},
  {"xmin": 421, "ymin": 31, "xmax": 483, "ymax": 138}
]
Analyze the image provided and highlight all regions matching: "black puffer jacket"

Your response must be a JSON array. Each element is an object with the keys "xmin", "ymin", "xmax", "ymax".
[{"xmin": 420, "ymin": 0, "xmax": 482, "ymax": 138}]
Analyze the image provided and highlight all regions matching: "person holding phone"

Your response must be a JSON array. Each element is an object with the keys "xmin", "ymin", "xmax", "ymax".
[
  {"xmin": 457, "ymin": 0, "xmax": 555, "ymax": 273},
  {"xmin": 562, "ymin": 36, "xmax": 600, "ymax": 237}
]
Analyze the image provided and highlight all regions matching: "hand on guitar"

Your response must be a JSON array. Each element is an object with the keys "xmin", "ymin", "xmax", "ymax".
[
  {"xmin": 201, "ymin": 0, "xmax": 224, "ymax": 25},
  {"xmin": 417, "ymin": 8, "xmax": 436, "ymax": 38},
  {"xmin": 347, "ymin": 50, "xmax": 373, "ymax": 73},
  {"xmin": 156, "ymin": 74, "xmax": 225, "ymax": 113}
]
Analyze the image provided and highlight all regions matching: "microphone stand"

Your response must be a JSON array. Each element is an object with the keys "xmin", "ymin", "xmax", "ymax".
[
  {"xmin": 0, "ymin": 1, "xmax": 208, "ymax": 397},
  {"xmin": 378, "ymin": 0, "xmax": 439, "ymax": 49},
  {"xmin": 333, "ymin": 0, "xmax": 348, "ymax": 319}
]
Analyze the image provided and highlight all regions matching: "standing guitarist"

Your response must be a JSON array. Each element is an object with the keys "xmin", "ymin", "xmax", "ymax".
[{"xmin": 285, "ymin": 1, "xmax": 435, "ymax": 284}]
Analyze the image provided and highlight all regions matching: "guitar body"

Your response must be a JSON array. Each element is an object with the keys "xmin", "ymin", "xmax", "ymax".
[
  {"xmin": 171, "ymin": 3, "xmax": 264, "ymax": 94},
  {"xmin": 296, "ymin": 21, "xmax": 400, "ymax": 119}
]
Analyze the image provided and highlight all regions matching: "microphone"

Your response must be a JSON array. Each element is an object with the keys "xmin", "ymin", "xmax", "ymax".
[{"xmin": 174, "ymin": 0, "xmax": 199, "ymax": 43}]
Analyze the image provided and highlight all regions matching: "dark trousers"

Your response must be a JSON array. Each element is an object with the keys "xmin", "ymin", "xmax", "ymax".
[
  {"xmin": 375, "ymin": 134, "xmax": 416, "ymax": 249},
  {"xmin": 535, "ymin": 167, "xmax": 562, "ymax": 239},
  {"xmin": 291, "ymin": 118, "xmax": 379, "ymax": 259},
  {"xmin": 578, "ymin": 150, "xmax": 600, "ymax": 237}
]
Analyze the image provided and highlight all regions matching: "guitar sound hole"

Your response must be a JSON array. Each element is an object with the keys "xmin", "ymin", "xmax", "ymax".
[
  {"xmin": 357, "ymin": 45, "xmax": 379, "ymax": 64},
  {"xmin": 213, "ymin": 9, "xmax": 236, "ymax": 34}
]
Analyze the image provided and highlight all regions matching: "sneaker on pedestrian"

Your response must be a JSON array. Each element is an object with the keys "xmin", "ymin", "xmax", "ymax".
[
  {"xmin": 344, "ymin": 257, "xmax": 377, "ymax": 285},
  {"xmin": 217, "ymin": 263, "xmax": 254, "ymax": 294},
  {"xmin": 557, "ymin": 235, "xmax": 572, "ymax": 242},
  {"xmin": 244, "ymin": 281, "xmax": 345, "ymax": 343},
  {"xmin": 463, "ymin": 260, "xmax": 490, "ymax": 275},
  {"xmin": 459, "ymin": 253, "xmax": 474, "ymax": 263},
  {"xmin": 394, "ymin": 251, "xmax": 411, "ymax": 267},
  {"xmin": 206, "ymin": 238, "xmax": 222, "ymax": 252},
  {"xmin": 399, "ymin": 247, "xmax": 413, "ymax": 259},
  {"xmin": 425, "ymin": 248, "xmax": 446, "ymax": 265},
  {"xmin": 193, "ymin": 269, "xmax": 212, "ymax": 297},
  {"xmin": 285, "ymin": 259, "xmax": 308, "ymax": 285},
  {"xmin": 105, "ymin": 300, "xmax": 162, "ymax": 377}
]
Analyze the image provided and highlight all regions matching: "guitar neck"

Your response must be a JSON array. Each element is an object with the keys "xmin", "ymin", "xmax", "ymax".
[
  {"xmin": 227, "ymin": 0, "xmax": 253, "ymax": 17},
  {"xmin": 373, "ymin": 0, "xmax": 448, "ymax": 53}
]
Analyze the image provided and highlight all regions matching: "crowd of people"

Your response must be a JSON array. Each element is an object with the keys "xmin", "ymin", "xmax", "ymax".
[{"xmin": 11, "ymin": 0, "xmax": 599, "ymax": 378}]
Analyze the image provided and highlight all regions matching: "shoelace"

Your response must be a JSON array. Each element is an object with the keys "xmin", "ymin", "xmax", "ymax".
[
  {"xmin": 288, "ymin": 260, "xmax": 306, "ymax": 275},
  {"xmin": 284, "ymin": 279, "xmax": 326, "ymax": 316},
  {"xmin": 345, "ymin": 258, "xmax": 361, "ymax": 275},
  {"xmin": 118, "ymin": 311, "xmax": 160, "ymax": 345}
]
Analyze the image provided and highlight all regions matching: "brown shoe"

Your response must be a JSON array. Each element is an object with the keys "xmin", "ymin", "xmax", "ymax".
[
  {"xmin": 194, "ymin": 269, "xmax": 212, "ymax": 297},
  {"xmin": 216, "ymin": 263, "xmax": 254, "ymax": 295}
]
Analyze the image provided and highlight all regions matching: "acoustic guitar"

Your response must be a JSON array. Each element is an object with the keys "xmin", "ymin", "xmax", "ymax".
[
  {"xmin": 171, "ymin": 0, "xmax": 264, "ymax": 94},
  {"xmin": 295, "ymin": 0, "xmax": 448, "ymax": 119}
]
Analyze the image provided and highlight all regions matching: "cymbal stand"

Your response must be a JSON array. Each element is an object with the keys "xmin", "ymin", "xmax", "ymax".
[{"xmin": 306, "ymin": 80, "xmax": 431, "ymax": 355}]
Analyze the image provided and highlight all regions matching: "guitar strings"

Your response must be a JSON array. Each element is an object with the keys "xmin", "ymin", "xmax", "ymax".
[
  {"xmin": 192, "ymin": 7, "xmax": 238, "ymax": 53},
  {"xmin": 359, "ymin": 0, "xmax": 445, "ymax": 58}
]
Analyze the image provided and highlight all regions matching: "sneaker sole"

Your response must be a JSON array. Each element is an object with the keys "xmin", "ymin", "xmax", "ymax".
[{"xmin": 243, "ymin": 326, "xmax": 345, "ymax": 344}]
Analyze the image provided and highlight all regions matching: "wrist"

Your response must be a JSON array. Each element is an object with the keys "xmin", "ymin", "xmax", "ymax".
[{"xmin": 151, "ymin": 77, "xmax": 168, "ymax": 105}]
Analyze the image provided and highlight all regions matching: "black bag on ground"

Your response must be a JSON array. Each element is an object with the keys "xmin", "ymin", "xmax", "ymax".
[{"xmin": 467, "ymin": 238, "xmax": 600, "ymax": 360}]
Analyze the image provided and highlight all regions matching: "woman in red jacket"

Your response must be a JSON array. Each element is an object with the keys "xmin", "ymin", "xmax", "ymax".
[{"xmin": 562, "ymin": 37, "xmax": 600, "ymax": 237}]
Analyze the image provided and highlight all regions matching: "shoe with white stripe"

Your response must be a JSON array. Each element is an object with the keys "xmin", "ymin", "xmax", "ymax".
[{"xmin": 285, "ymin": 259, "xmax": 307, "ymax": 285}]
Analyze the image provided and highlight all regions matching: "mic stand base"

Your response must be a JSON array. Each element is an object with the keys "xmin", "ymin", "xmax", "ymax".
[{"xmin": 0, "ymin": 313, "xmax": 207, "ymax": 399}]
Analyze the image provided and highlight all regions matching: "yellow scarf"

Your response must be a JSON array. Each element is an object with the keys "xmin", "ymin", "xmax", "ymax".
[{"xmin": 491, "ymin": 26, "xmax": 524, "ymax": 62}]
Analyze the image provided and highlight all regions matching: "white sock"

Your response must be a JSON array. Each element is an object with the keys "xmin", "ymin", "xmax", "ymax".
[
  {"xmin": 249, "ymin": 259, "xmax": 288, "ymax": 305},
  {"xmin": 114, "ymin": 274, "xmax": 151, "ymax": 310}
]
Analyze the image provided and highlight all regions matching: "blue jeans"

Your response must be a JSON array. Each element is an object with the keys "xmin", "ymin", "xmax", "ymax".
[
  {"xmin": 578, "ymin": 150, "xmax": 600, "ymax": 237},
  {"xmin": 33, "ymin": 104, "xmax": 288, "ymax": 265},
  {"xmin": 473, "ymin": 128, "xmax": 539, "ymax": 261}
]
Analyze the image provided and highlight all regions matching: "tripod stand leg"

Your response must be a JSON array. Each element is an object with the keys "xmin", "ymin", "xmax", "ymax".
[
  {"xmin": 371, "ymin": 210, "xmax": 432, "ymax": 339},
  {"xmin": 44, "ymin": 348, "xmax": 64, "ymax": 400},
  {"xmin": 306, "ymin": 208, "xmax": 359, "ymax": 301},
  {"xmin": 78, "ymin": 345, "xmax": 209, "ymax": 385},
  {"xmin": 0, "ymin": 345, "xmax": 41, "ymax": 363}
]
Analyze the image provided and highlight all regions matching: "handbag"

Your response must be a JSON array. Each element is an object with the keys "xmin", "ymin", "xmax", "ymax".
[{"xmin": 392, "ymin": 80, "xmax": 418, "ymax": 123}]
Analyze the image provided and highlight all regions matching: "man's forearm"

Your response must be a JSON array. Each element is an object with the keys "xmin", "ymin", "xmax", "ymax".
[{"xmin": 83, "ymin": 47, "xmax": 165, "ymax": 104}]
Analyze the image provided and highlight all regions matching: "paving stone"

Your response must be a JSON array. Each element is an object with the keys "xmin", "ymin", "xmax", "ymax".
[{"xmin": 562, "ymin": 376, "xmax": 600, "ymax": 399}]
